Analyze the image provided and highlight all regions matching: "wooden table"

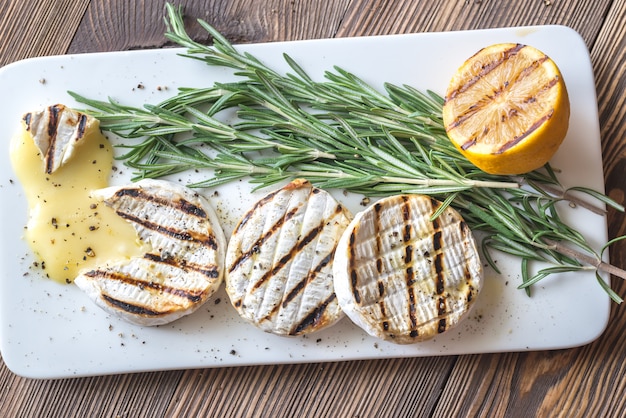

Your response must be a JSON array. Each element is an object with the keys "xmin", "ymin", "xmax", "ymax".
[{"xmin": 2, "ymin": 1, "xmax": 626, "ymax": 416}]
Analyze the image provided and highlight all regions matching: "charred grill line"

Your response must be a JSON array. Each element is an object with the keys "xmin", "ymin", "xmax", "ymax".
[
  {"xmin": 250, "ymin": 209, "xmax": 331, "ymax": 291},
  {"xmin": 47, "ymin": 105, "xmax": 61, "ymax": 136},
  {"xmin": 497, "ymin": 109, "xmax": 554, "ymax": 153},
  {"xmin": 349, "ymin": 229, "xmax": 361, "ymax": 304},
  {"xmin": 77, "ymin": 114, "xmax": 89, "ymax": 139},
  {"xmin": 292, "ymin": 293, "xmax": 337, "ymax": 335},
  {"xmin": 401, "ymin": 196, "xmax": 420, "ymax": 337},
  {"xmin": 102, "ymin": 294, "xmax": 162, "ymax": 316},
  {"xmin": 377, "ymin": 281, "xmax": 385, "ymax": 297},
  {"xmin": 434, "ymin": 253, "xmax": 445, "ymax": 295},
  {"xmin": 85, "ymin": 268, "xmax": 205, "ymax": 302},
  {"xmin": 44, "ymin": 105, "xmax": 62, "ymax": 174},
  {"xmin": 408, "ymin": 287, "xmax": 418, "ymax": 338},
  {"xmin": 374, "ymin": 202, "xmax": 383, "ymax": 275},
  {"xmin": 228, "ymin": 205, "xmax": 300, "ymax": 274},
  {"xmin": 115, "ymin": 210, "xmax": 218, "ymax": 249},
  {"xmin": 446, "ymin": 43, "xmax": 525, "ymax": 103},
  {"xmin": 380, "ymin": 300, "xmax": 389, "ymax": 331},
  {"xmin": 281, "ymin": 251, "xmax": 333, "ymax": 307},
  {"xmin": 233, "ymin": 188, "xmax": 282, "ymax": 234},
  {"xmin": 431, "ymin": 198, "xmax": 448, "ymax": 332},
  {"xmin": 113, "ymin": 188, "xmax": 208, "ymax": 219},
  {"xmin": 143, "ymin": 252, "xmax": 220, "ymax": 279}
]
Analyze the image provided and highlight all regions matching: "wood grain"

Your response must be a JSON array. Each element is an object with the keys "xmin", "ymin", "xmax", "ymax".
[
  {"xmin": 0, "ymin": 0, "xmax": 90, "ymax": 66},
  {"xmin": 67, "ymin": 0, "xmax": 353, "ymax": 53},
  {"xmin": 336, "ymin": 0, "xmax": 611, "ymax": 46},
  {"xmin": 2, "ymin": 0, "xmax": 626, "ymax": 417}
]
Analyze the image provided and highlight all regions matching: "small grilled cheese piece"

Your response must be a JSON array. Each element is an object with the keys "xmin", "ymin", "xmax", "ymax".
[
  {"xmin": 23, "ymin": 104, "xmax": 97, "ymax": 174},
  {"xmin": 74, "ymin": 179, "xmax": 226, "ymax": 326},
  {"xmin": 333, "ymin": 195, "xmax": 483, "ymax": 344},
  {"xmin": 225, "ymin": 179, "xmax": 352, "ymax": 335}
]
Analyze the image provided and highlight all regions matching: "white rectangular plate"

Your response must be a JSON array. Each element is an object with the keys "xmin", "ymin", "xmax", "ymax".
[{"xmin": 0, "ymin": 25, "xmax": 610, "ymax": 379}]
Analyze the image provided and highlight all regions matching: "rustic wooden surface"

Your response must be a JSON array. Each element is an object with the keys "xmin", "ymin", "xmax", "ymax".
[{"xmin": 2, "ymin": 0, "xmax": 626, "ymax": 416}]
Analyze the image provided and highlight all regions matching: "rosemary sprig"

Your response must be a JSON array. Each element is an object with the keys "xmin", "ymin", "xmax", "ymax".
[{"xmin": 68, "ymin": 3, "xmax": 626, "ymax": 302}]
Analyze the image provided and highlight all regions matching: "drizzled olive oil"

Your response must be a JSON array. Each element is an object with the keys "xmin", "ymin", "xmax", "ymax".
[{"xmin": 10, "ymin": 121, "xmax": 145, "ymax": 284}]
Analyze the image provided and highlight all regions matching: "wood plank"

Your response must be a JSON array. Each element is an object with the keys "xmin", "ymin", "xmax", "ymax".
[
  {"xmin": 67, "ymin": 0, "xmax": 352, "ymax": 53},
  {"xmin": 0, "ymin": 0, "xmax": 90, "ymax": 66},
  {"xmin": 0, "ymin": 370, "xmax": 184, "ymax": 417},
  {"xmin": 336, "ymin": 0, "xmax": 610, "ymax": 46},
  {"xmin": 595, "ymin": 0, "xmax": 626, "ymax": 240},
  {"xmin": 164, "ymin": 358, "xmax": 455, "ymax": 417}
]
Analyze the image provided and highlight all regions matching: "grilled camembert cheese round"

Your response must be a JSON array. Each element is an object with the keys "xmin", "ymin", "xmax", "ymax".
[
  {"xmin": 333, "ymin": 195, "xmax": 483, "ymax": 344},
  {"xmin": 74, "ymin": 179, "xmax": 226, "ymax": 326},
  {"xmin": 225, "ymin": 179, "xmax": 352, "ymax": 335}
]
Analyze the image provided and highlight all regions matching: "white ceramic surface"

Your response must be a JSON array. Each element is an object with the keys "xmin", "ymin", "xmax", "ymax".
[{"xmin": 0, "ymin": 25, "xmax": 610, "ymax": 379}]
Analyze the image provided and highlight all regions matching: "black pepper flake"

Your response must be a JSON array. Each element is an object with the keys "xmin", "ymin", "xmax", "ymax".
[
  {"xmin": 51, "ymin": 217, "xmax": 58, "ymax": 229},
  {"xmin": 85, "ymin": 247, "xmax": 96, "ymax": 257},
  {"xmin": 89, "ymin": 225, "xmax": 98, "ymax": 231},
  {"xmin": 229, "ymin": 350, "xmax": 237, "ymax": 355}
]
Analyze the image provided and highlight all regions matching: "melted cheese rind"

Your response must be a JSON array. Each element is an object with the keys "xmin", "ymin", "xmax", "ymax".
[{"xmin": 10, "ymin": 119, "xmax": 146, "ymax": 284}]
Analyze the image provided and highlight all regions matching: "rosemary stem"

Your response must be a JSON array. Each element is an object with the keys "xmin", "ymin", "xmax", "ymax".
[
  {"xmin": 378, "ymin": 176, "xmax": 520, "ymax": 189},
  {"xmin": 543, "ymin": 238, "xmax": 626, "ymax": 280},
  {"xmin": 536, "ymin": 183, "xmax": 607, "ymax": 215}
]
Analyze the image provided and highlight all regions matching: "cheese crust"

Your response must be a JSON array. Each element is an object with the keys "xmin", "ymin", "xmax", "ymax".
[
  {"xmin": 225, "ymin": 179, "xmax": 352, "ymax": 335},
  {"xmin": 333, "ymin": 195, "xmax": 483, "ymax": 344}
]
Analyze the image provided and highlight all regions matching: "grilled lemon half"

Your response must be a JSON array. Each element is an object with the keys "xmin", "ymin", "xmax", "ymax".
[{"xmin": 442, "ymin": 43, "xmax": 570, "ymax": 175}]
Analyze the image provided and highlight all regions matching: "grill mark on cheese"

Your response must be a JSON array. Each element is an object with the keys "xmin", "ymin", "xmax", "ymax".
[
  {"xmin": 84, "ymin": 268, "xmax": 205, "ymax": 302},
  {"xmin": 380, "ymin": 300, "xmax": 389, "ymax": 332},
  {"xmin": 251, "ymin": 214, "xmax": 329, "ymax": 291},
  {"xmin": 116, "ymin": 210, "xmax": 218, "ymax": 249},
  {"xmin": 233, "ymin": 187, "xmax": 283, "ymax": 234},
  {"xmin": 143, "ymin": 252, "xmax": 220, "ymax": 279},
  {"xmin": 375, "ymin": 201, "xmax": 383, "ymax": 275},
  {"xmin": 430, "ymin": 199, "xmax": 447, "ymax": 334},
  {"xmin": 438, "ymin": 297, "xmax": 447, "ymax": 333},
  {"xmin": 44, "ymin": 105, "xmax": 61, "ymax": 174},
  {"xmin": 113, "ymin": 187, "xmax": 208, "ymax": 218},
  {"xmin": 108, "ymin": 187, "xmax": 219, "ymax": 249},
  {"xmin": 101, "ymin": 294, "xmax": 163, "ymax": 317},
  {"xmin": 408, "ymin": 287, "xmax": 418, "ymax": 338},
  {"xmin": 292, "ymin": 293, "xmax": 337, "ymax": 334},
  {"xmin": 403, "ymin": 197, "xmax": 418, "ymax": 338},
  {"xmin": 281, "ymin": 252, "xmax": 333, "ymax": 308},
  {"xmin": 228, "ymin": 205, "xmax": 300, "ymax": 274},
  {"xmin": 349, "ymin": 229, "xmax": 361, "ymax": 304}
]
